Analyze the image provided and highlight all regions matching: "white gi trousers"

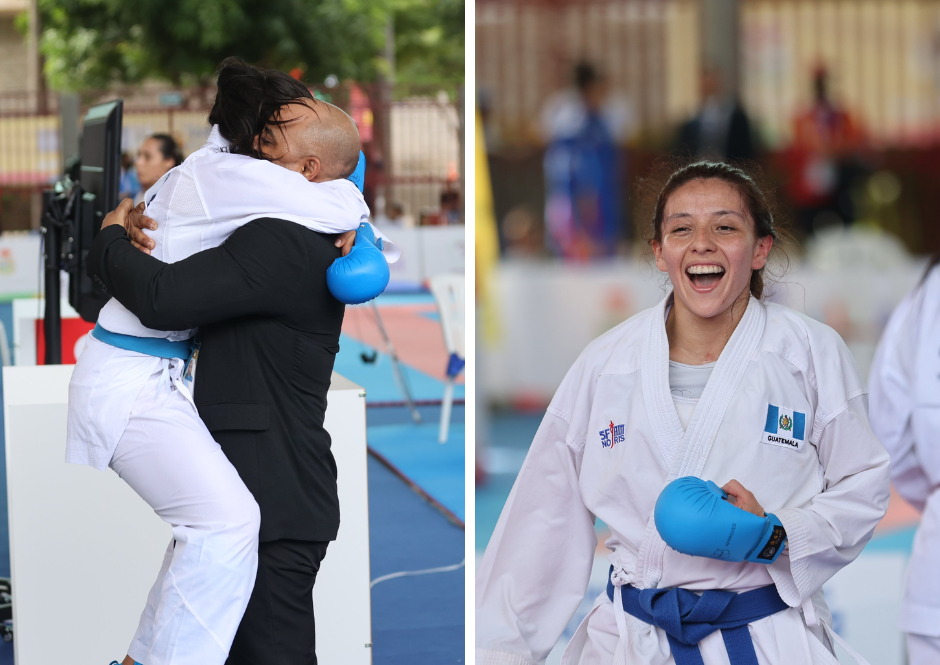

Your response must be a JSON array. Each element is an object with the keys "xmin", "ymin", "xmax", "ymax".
[{"xmin": 107, "ymin": 357, "xmax": 260, "ymax": 665}]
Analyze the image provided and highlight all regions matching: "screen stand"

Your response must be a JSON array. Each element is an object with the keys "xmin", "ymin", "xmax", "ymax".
[{"xmin": 40, "ymin": 189, "xmax": 65, "ymax": 365}]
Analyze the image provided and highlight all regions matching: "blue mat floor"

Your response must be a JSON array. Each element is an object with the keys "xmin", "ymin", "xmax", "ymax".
[
  {"xmin": 369, "ymin": 455, "xmax": 465, "ymax": 664},
  {"xmin": 476, "ymin": 410, "xmax": 543, "ymax": 552},
  {"xmin": 368, "ymin": 405, "xmax": 465, "ymax": 522}
]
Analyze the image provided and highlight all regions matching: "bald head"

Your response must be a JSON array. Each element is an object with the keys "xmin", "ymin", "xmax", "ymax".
[{"xmin": 258, "ymin": 98, "xmax": 361, "ymax": 182}]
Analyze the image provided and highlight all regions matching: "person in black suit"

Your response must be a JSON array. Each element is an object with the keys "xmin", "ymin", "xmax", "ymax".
[
  {"xmin": 90, "ymin": 73, "xmax": 366, "ymax": 665},
  {"xmin": 674, "ymin": 68, "xmax": 757, "ymax": 163}
]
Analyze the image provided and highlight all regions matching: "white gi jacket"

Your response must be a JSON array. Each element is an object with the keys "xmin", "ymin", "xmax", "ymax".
[
  {"xmin": 66, "ymin": 125, "xmax": 398, "ymax": 470},
  {"xmin": 869, "ymin": 265, "xmax": 940, "ymax": 638},
  {"xmin": 476, "ymin": 294, "xmax": 890, "ymax": 665}
]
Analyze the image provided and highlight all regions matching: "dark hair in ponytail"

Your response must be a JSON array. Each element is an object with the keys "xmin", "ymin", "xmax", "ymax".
[
  {"xmin": 150, "ymin": 133, "xmax": 183, "ymax": 166},
  {"xmin": 208, "ymin": 57, "xmax": 314, "ymax": 159}
]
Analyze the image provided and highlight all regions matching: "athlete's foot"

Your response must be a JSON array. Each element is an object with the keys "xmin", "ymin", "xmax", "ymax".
[{"xmin": 121, "ymin": 656, "xmax": 136, "ymax": 665}]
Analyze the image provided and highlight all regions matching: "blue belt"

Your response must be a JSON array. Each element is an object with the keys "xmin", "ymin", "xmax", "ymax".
[
  {"xmin": 91, "ymin": 323, "xmax": 194, "ymax": 360},
  {"xmin": 606, "ymin": 566, "xmax": 788, "ymax": 665}
]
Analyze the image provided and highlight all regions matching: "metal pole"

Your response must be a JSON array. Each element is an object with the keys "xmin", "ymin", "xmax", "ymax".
[
  {"xmin": 41, "ymin": 201, "xmax": 62, "ymax": 365},
  {"xmin": 382, "ymin": 16, "xmax": 395, "ymax": 208},
  {"xmin": 458, "ymin": 84, "xmax": 465, "ymax": 223},
  {"xmin": 701, "ymin": 0, "xmax": 740, "ymax": 96},
  {"xmin": 369, "ymin": 302, "xmax": 421, "ymax": 423},
  {"xmin": 59, "ymin": 93, "xmax": 81, "ymax": 171}
]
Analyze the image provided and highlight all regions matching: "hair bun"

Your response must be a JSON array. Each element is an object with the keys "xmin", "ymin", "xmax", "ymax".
[{"xmin": 208, "ymin": 57, "xmax": 313, "ymax": 158}]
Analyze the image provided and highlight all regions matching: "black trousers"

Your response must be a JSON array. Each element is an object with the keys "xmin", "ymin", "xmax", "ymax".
[{"xmin": 226, "ymin": 539, "xmax": 330, "ymax": 665}]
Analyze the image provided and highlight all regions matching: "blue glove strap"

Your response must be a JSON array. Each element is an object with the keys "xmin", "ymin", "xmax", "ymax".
[
  {"xmin": 745, "ymin": 513, "xmax": 787, "ymax": 564},
  {"xmin": 347, "ymin": 151, "xmax": 366, "ymax": 193},
  {"xmin": 355, "ymin": 221, "xmax": 377, "ymax": 246}
]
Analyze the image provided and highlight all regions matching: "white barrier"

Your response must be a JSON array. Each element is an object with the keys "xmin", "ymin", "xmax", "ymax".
[
  {"xmin": 0, "ymin": 226, "xmax": 466, "ymax": 301},
  {"xmin": 383, "ymin": 225, "xmax": 466, "ymax": 285},
  {"xmin": 482, "ymin": 258, "xmax": 927, "ymax": 402},
  {"xmin": 3, "ymin": 366, "xmax": 372, "ymax": 665},
  {"xmin": 0, "ymin": 234, "xmax": 41, "ymax": 301}
]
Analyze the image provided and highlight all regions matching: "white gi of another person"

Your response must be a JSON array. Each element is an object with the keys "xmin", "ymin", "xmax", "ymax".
[
  {"xmin": 475, "ymin": 161, "xmax": 891, "ymax": 665},
  {"xmin": 869, "ymin": 259, "xmax": 940, "ymax": 665}
]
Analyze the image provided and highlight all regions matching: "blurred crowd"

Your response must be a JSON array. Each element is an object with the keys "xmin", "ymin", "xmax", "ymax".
[{"xmin": 480, "ymin": 61, "xmax": 904, "ymax": 262}]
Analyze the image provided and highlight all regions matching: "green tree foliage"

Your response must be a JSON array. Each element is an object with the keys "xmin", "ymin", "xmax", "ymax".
[
  {"xmin": 393, "ymin": 0, "xmax": 463, "ymax": 91},
  {"xmin": 34, "ymin": 0, "xmax": 463, "ymax": 92}
]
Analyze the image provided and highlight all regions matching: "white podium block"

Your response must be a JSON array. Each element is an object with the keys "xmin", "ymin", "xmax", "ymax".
[{"xmin": 3, "ymin": 365, "xmax": 371, "ymax": 665}]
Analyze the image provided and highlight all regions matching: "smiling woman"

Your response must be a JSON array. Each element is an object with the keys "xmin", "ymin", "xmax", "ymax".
[
  {"xmin": 649, "ymin": 161, "xmax": 780, "ymax": 365},
  {"xmin": 475, "ymin": 159, "xmax": 891, "ymax": 665}
]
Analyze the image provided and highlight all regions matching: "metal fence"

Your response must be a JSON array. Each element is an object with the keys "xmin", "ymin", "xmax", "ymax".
[
  {"xmin": 741, "ymin": 0, "xmax": 940, "ymax": 148},
  {"xmin": 0, "ymin": 84, "xmax": 462, "ymax": 231},
  {"xmin": 476, "ymin": 0, "xmax": 701, "ymax": 147},
  {"xmin": 478, "ymin": 0, "xmax": 940, "ymax": 150}
]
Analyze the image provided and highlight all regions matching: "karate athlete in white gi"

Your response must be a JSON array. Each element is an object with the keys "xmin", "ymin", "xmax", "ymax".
[
  {"xmin": 476, "ymin": 161, "xmax": 890, "ymax": 665},
  {"xmin": 869, "ymin": 260, "xmax": 940, "ymax": 664},
  {"xmin": 67, "ymin": 91, "xmax": 397, "ymax": 664}
]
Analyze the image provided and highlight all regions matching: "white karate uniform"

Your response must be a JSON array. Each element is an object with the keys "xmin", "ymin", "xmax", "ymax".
[
  {"xmin": 476, "ymin": 294, "xmax": 891, "ymax": 665},
  {"xmin": 65, "ymin": 125, "xmax": 398, "ymax": 665},
  {"xmin": 869, "ymin": 265, "xmax": 940, "ymax": 662}
]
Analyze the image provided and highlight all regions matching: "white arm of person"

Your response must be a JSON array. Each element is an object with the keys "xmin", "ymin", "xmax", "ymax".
[
  {"xmin": 869, "ymin": 276, "xmax": 934, "ymax": 511},
  {"xmin": 476, "ymin": 368, "xmax": 598, "ymax": 665},
  {"xmin": 198, "ymin": 152, "xmax": 401, "ymax": 263},
  {"xmin": 766, "ymin": 334, "xmax": 891, "ymax": 607}
]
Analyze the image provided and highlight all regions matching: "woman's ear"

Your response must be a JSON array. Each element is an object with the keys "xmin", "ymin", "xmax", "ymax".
[
  {"xmin": 751, "ymin": 235, "xmax": 774, "ymax": 270},
  {"xmin": 652, "ymin": 239, "xmax": 667, "ymax": 273}
]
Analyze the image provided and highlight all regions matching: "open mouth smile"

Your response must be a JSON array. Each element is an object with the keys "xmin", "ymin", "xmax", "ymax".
[{"xmin": 685, "ymin": 264, "xmax": 725, "ymax": 293}]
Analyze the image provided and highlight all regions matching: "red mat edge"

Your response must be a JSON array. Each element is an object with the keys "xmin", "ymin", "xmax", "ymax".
[{"xmin": 367, "ymin": 446, "xmax": 465, "ymax": 530}]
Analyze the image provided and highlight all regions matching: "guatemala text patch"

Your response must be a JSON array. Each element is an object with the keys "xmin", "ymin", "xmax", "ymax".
[{"xmin": 761, "ymin": 404, "xmax": 806, "ymax": 451}]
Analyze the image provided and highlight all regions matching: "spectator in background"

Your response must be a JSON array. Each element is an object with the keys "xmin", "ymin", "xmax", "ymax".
[
  {"xmin": 374, "ymin": 201, "xmax": 408, "ymax": 227},
  {"xmin": 540, "ymin": 62, "xmax": 633, "ymax": 260},
  {"xmin": 788, "ymin": 66, "xmax": 866, "ymax": 235},
  {"xmin": 674, "ymin": 67, "xmax": 757, "ymax": 163},
  {"xmin": 134, "ymin": 134, "xmax": 183, "ymax": 205},
  {"xmin": 119, "ymin": 151, "xmax": 141, "ymax": 202}
]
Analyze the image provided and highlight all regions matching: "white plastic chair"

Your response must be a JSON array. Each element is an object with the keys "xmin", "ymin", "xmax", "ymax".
[
  {"xmin": 0, "ymin": 319, "xmax": 10, "ymax": 367},
  {"xmin": 428, "ymin": 273, "xmax": 465, "ymax": 443}
]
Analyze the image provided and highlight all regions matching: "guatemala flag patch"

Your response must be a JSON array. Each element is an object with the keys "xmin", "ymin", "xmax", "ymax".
[{"xmin": 761, "ymin": 404, "xmax": 806, "ymax": 451}]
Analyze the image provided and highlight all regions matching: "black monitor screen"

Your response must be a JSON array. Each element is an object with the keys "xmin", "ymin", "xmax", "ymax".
[
  {"xmin": 79, "ymin": 99, "xmax": 123, "ymax": 228},
  {"xmin": 72, "ymin": 99, "xmax": 122, "ymax": 322}
]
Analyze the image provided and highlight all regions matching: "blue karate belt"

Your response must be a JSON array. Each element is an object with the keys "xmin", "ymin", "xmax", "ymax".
[
  {"xmin": 91, "ymin": 323, "xmax": 195, "ymax": 361},
  {"xmin": 606, "ymin": 565, "xmax": 788, "ymax": 665}
]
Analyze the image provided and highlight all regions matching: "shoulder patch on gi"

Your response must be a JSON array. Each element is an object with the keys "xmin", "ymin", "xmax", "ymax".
[
  {"xmin": 761, "ymin": 404, "xmax": 806, "ymax": 451},
  {"xmin": 599, "ymin": 420, "xmax": 625, "ymax": 449}
]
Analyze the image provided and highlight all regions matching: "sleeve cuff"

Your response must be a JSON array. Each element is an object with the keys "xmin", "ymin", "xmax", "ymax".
[
  {"xmin": 475, "ymin": 649, "xmax": 539, "ymax": 665},
  {"xmin": 767, "ymin": 507, "xmax": 812, "ymax": 606},
  {"xmin": 369, "ymin": 223, "xmax": 402, "ymax": 263}
]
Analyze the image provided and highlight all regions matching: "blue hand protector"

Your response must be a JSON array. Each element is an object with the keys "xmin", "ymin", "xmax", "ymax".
[
  {"xmin": 326, "ymin": 222, "xmax": 390, "ymax": 304},
  {"xmin": 654, "ymin": 477, "xmax": 787, "ymax": 564},
  {"xmin": 347, "ymin": 151, "xmax": 366, "ymax": 193}
]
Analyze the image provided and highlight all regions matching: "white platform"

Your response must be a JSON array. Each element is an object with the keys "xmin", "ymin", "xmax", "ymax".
[{"xmin": 3, "ymin": 365, "xmax": 372, "ymax": 665}]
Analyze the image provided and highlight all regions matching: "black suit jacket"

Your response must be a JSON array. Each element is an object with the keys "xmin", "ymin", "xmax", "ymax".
[
  {"xmin": 674, "ymin": 102, "xmax": 757, "ymax": 163},
  {"xmin": 89, "ymin": 219, "xmax": 346, "ymax": 542}
]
